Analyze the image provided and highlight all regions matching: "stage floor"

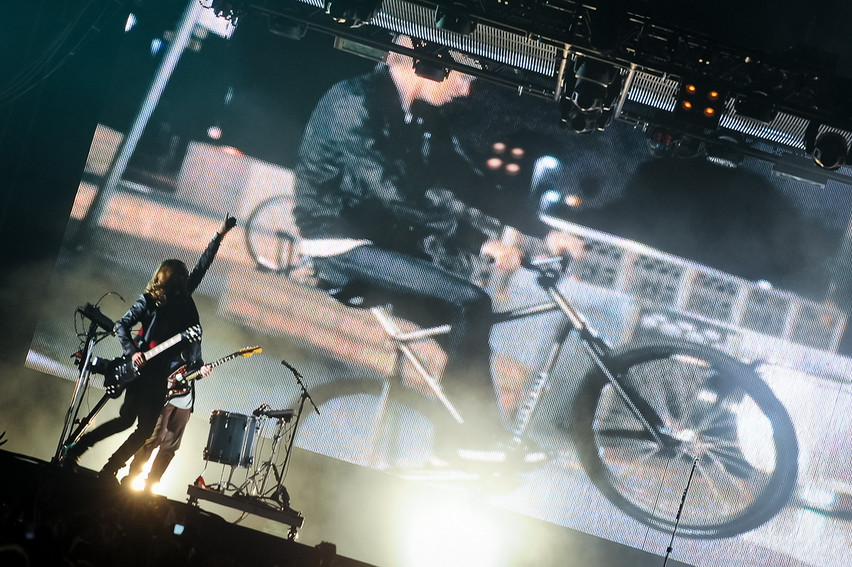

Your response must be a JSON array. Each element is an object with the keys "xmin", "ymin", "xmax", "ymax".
[{"xmin": 0, "ymin": 449, "xmax": 373, "ymax": 567}]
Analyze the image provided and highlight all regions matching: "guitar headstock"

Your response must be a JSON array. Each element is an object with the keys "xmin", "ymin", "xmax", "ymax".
[
  {"xmin": 238, "ymin": 346, "xmax": 262, "ymax": 357},
  {"xmin": 182, "ymin": 325, "xmax": 202, "ymax": 343}
]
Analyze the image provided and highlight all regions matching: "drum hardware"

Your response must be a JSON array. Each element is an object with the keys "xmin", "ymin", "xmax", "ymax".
[
  {"xmin": 189, "ymin": 361, "xmax": 318, "ymax": 538},
  {"xmin": 230, "ymin": 404, "xmax": 298, "ymax": 504},
  {"xmin": 266, "ymin": 409, "xmax": 294, "ymax": 420},
  {"xmin": 252, "ymin": 403, "xmax": 295, "ymax": 422}
]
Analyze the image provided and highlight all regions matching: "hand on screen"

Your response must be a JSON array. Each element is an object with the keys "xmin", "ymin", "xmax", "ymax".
[
  {"xmin": 481, "ymin": 240, "xmax": 522, "ymax": 271},
  {"xmin": 219, "ymin": 213, "xmax": 237, "ymax": 236},
  {"xmin": 545, "ymin": 230, "xmax": 585, "ymax": 261}
]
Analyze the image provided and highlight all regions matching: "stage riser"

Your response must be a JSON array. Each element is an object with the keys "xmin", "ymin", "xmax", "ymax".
[{"xmin": 0, "ymin": 450, "xmax": 373, "ymax": 567}]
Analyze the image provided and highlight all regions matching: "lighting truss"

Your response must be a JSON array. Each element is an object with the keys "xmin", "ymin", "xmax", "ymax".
[{"xmin": 228, "ymin": 0, "xmax": 852, "ymax": 183}]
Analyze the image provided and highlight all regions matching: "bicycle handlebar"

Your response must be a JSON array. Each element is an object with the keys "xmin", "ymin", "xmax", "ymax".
[{"xmin": 522, "ymin": 254, "xmax": 572, "ymax": 288}]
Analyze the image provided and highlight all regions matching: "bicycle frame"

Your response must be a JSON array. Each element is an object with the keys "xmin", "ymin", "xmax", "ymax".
[{"xmin": 370, "ymin": 258, "xmax": 665, "ymax": 445}]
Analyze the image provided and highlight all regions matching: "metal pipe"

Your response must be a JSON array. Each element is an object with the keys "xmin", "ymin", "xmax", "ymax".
[{"xmin": 74, "ymin": 0, "xmax": 203, "ymax": 247}]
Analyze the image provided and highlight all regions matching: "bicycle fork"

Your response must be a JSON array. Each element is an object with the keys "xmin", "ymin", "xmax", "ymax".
[{"xmin": 510, "ymin": 283, "xmax": 664, "ymax": 446}]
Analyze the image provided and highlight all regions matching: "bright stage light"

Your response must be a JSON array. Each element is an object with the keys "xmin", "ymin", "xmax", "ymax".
[
  {"xmin": 486, "ymin": 157, "xmax": 503, "ymax": 169},
  {"xmin": 541, "ymin": 190, "xmax": 561, "ymax": 204},
  {"xmin": 131, "ymin": 475, "xmax": 147, "ymax": 492},
  {"xmin": 396, "ymin": 495, "xmax": 508, "ymax": 567}
]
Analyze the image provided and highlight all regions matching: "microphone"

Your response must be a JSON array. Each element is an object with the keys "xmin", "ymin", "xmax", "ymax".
[
  {"xmin": 76, "ymin": 303, "xmax": 115, "ymax": 333},
  {"xmin": 281, "ymin": 359, "xmax": 302, "ymax": 377},
  {"xmin": 252, "ymin": 403, "xmax": 270, "ymax": 417},
  {"xmin": 282, "ymin": 359, "xmax": 319, "ymax": 415}
]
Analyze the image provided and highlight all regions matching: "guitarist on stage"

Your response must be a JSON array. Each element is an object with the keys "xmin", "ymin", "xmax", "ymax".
[
  {"xmin": 63, "ymin": 214, "xmax": 236, "ymax": 484},
  {"xmin": 122, "ymin": 365, "xmax": 202, "ymax": 491},
  {"xmin": 124, "ymin": 346, "xmax": 260, "ymax": 492}
]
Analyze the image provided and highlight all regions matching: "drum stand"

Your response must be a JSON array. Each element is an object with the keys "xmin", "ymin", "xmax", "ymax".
[
  {"xmin": 232, "ymin": 408, "xmax": 294, "ymax": 505},
  {"xmin": 204, "ymin": 461, "xmax": 243, "ymax": 493},
  {"xmin": 187, "ymin": 361, "xmax": 318, "ymax": 539}
]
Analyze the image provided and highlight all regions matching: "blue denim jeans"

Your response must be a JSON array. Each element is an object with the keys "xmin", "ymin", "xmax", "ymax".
[{"xmin": 312, "ymin": 245, "xmax": 505, "ymax": 440}]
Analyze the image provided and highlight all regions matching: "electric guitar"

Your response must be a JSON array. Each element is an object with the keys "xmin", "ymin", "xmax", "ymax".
[
  {"xmin": 166, "ymin": 346, "xmax": 262, "ymax": 402},
  {"xmin": 103, "ymin": 325, "xmax": 202, "ymax": 398}
]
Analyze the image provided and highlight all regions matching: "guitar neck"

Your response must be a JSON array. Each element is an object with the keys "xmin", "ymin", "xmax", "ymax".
[
  {"xmin": 182, "ymin": 352, "xmax": 239, "ymax": 383},
  {"xmin": 143, "ymin": 333, "xmax": 184, "ymax": 362}
]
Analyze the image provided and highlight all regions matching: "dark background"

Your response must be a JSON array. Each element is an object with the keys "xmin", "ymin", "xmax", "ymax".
[
  {"xmin": 66, "ymin": 3, "xmax": 852, "ymax": 301},
  {"xmin": 2, "ymin": 2, "xmax": 852, "ymax": 566}
]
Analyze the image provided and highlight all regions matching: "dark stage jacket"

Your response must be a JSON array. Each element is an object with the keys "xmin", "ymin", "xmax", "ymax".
[
  {"xmin": 114, "ymin": 233, "xmax": 224, "ymax": 377},
  {"xmin": 293, "ymin": 66, "xmax": 502, "ymax": 277}
]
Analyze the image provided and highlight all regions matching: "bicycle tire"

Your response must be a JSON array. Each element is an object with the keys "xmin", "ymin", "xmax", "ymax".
[
  {"xmin": 293, "ymin": 378, "xmax": 450, "ymax": 471},
  {"xmin": 245, "ymin": 193, "xmax": 304, "ymax": 275},
  {"xmin": 570, "ymin": 341, "xmax": 799, "ymax": 539}
]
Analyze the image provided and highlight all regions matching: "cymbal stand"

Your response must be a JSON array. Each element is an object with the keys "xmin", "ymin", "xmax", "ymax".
[{"xmin": 232, "ymin": 408, "xmax": 289, "ymax": 501}]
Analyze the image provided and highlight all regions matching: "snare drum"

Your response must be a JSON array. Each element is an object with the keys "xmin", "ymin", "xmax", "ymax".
[{"xmin": 204, "ymin": 410, "xmax": 257, "ymax": 468}]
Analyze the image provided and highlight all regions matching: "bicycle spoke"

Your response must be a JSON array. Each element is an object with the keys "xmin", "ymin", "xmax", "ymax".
[
  {"xmin": 662, "ymin": 361, "xmax": 701, "ymax": 421},
  {"xmin": 573, "ymin": 342, "xmax": 798, "ymax": 538},
  {"xmin": 695, "ymin": 454, "xmax": 755, "ymax": 508},
  {"xmin": 594, "ymin": 426, "xmax": 659, "ymax": 444},
  {"xmin": 706, "ymin": 444, "xmax": 762, "ymax": 481},
  {"xmin": 691, "ymin": 465, "xmax": 739, "ymax": 518},
  {"xmin": 607, "ymin": 447, "xmax": 662, "ymax": 496}
]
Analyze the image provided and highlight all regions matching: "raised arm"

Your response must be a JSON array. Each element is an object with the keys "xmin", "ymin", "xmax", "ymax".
[{"xmin": 186, "ymin": 213, "xmax": 236, "ymax": 294}]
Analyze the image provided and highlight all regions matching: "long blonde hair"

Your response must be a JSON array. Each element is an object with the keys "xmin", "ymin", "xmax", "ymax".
[{"xmin": 145, "ymin": 259, "xmax": 189, "ymax": 306}]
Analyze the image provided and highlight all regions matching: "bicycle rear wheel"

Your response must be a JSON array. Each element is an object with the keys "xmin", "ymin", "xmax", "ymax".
[
  {"xmin": 245, "ymin": 193, "xmax": 304, "ymax": 275},
  {"xmin": 571, "ymin": 341, "xmax": 798, "ymax": 539},
  {"xmin": 294, "ymin": 378, "xmax": 447, "ymax": 471}
]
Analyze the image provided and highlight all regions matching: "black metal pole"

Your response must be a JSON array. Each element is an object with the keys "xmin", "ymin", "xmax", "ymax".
[{"xmin": 663, "ymin": 455, "xmax": 700, "ymax": 567}]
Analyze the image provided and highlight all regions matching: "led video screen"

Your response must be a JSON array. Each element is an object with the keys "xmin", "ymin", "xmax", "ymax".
[{"xmin": 27, "ymin": 6, "xmax": 852, "ymax": 567}]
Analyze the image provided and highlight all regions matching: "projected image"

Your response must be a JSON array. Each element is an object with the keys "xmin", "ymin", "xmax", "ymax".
[{"xmin": 26, "ymin": 5, "xmax": 852, "ymax": 567}]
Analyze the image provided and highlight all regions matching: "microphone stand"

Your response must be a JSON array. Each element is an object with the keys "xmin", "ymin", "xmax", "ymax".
[
  {"xmin": 662, "ymin": 455, "xmax": 700, "ymax": 567},
  {"xmin": 54, "ymin": 305, "xmax": 112, "ymax": 463},
  {"xmin": 261, "ymin": 360, "xmax": 319, "ymax": 508},
  {"xmin": 281, "ymin": 359, "xmax": 319, "ymax": 415}
]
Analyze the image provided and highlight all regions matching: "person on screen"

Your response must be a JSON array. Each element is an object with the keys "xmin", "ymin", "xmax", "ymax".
[
  {"xmin": 292, "ymin": 36, "xmax": 583, "ymax": 461},
  {"xmin": 62, "ymin": 215, "xmax": 236, "ymax": 484}
]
